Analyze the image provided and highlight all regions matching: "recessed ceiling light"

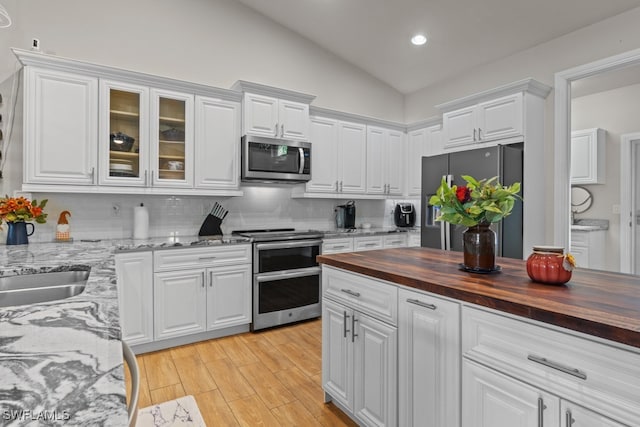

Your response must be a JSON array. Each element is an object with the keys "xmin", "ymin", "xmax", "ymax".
[{"xmin": 411, "ymin": 34, "xmax": 427, "ymax": 46}]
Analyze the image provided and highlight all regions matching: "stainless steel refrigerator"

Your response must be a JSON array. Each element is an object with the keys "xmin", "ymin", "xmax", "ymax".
[{"xmin": 420, "ymin": 143, "xmax": 523, "ymax": 259}]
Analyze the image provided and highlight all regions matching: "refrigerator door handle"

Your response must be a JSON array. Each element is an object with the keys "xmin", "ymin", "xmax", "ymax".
[
  {"xmin": 445, "ymin": 222, "xmax": 451, "ymax": 250},
  {"xmin": 440, "ymin": 220, "xmax": 446, "ymax": 250}
]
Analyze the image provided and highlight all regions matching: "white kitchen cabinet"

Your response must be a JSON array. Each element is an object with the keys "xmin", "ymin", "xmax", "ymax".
[
  {"xmin": 561, "ymin": 401, "xmax": 627, "ymax": 427},
  {"xmin": 382, "ymin": 234, "xmax": 407, "ymax": 248},
  {"xmin": 407, "ymin": 124, "xmax": 442, "ymax": 195},
  {"xmin": 366, "ymin": 126, "xmax": 404, "ymax": 196},
  {"xmin": 322, "ymin": 272, "xmax": 398, "ymax": 427},
  {"xmin": 570, "ymin": 229, "xmax": 605, "ymax": 270},
  {"xmin": 571, "ymin": 128, "xmax": 605, "ymax": 185},
  {"xmin": 194, "ymin": 96, "xmax": 241, "ymax": 189},
  {"xmin": 206, "ymin": 264, "xmax": 252, "ymax": 330},
  {"xmin": 398, "ymin": 289, "xmax": 460, "ymax": 427},
  {"xmin": 322, "ymin": 237, "xmax": 354, "ymax": 254},
  {"xmin": 154, "ymin": 245, "xmax": 252, "ymax": 341},
  {"xmin": 462, "ymin": 305, "xmax": 640, "ymax": 427},
  {"xmin": 338, "ymin": 121, "xmax": 368, "ymax": 194},
  {"xmin": 23, "ymin": 67, "xmax": 98, "ymax": 185},
  {"xmin": 154, "ymin": 269, "xmax": 207, "ymax": 340},
  {"xmin": 399, "ymin": 289, "xmax": 460, "ymax": 427},
  {"xmin": 443, "ymin": 93, "xmax": 523, "ymax": 150},
  {"xmin": 407, "ymin": 233, "xmax": 421, "ymax": 247},
  {"xmin": 463, "ymin": 358, "xmax": 559, "ymax": 427},
  {"xmin": 115, "ymin": 251, "xmax": 154, "ymax": 346},
  {"xmin": 306, "ymin": 116, "xmax": 340, "ymax": 193},
  {"xmin": 354, "ymin": 235, "xmax": 384, "ymax": 251},
  {"xmin": 99, "ymin": 84, "xmax": 194, "ymax": 188},
  {"xmin": 242, "ymin": 93, "xmax": 309, "ymax": 140}
]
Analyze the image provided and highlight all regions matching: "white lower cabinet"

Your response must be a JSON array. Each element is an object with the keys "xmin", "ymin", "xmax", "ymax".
[
  {"xmin": 115, "ymin": 251, "xmax": 154, "ymax": 346},
  {"xmin": 154, "ymin": 245, "xmax": 252, "ymax": 341},
  {"xmin": 463, "ymin": 358, "xmax": 559, "ymax": 427},
  {"xmin": 154, "ymin": 269, "xmax": 207, "ymax": 339},
  {"xmin": 322, "ymin": 267, "xmax": 398, "ymax": 427},
  {"xmin": 561, "ymin": 401, "xmax": 627, "ymax": 427},
  {"xmin": 398, "ymin": 289, "xmax": 460, "ymax": 427}
]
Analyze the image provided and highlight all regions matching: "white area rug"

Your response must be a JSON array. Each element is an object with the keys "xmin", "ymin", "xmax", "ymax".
[{"xmin": 136, "ymin": 395, "xmax": 206, "ymax": 427}]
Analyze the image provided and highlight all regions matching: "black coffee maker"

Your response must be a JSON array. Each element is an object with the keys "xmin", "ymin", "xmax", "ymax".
[{"xmin": 335, "ymin": 200, "xmax": 356, "ymax": 229}]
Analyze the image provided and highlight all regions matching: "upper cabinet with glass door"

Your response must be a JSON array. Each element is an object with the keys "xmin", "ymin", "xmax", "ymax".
[
  {"xmin": 151, "ymin": 89, "xmax": 194, "ymax": 188},
  {"xmin": 99, "ymin": 81, "xmax": 148, "ymax": 186}
]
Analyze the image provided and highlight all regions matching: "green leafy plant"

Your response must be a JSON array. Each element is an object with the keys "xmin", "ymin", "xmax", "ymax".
[{"xmin": 428, "ymin": 175, "xmax": 521, "ymax": 227}]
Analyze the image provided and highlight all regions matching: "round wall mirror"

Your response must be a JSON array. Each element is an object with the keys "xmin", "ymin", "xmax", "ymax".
[{"xmin": 571, "ymin": 186, "xmax": 593, "ymax": 213}]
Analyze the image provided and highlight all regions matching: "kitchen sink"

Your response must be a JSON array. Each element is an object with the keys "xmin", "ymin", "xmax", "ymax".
[{"xmin": 0, "ymin": 270, "xmax": 90, "ymax": 308}]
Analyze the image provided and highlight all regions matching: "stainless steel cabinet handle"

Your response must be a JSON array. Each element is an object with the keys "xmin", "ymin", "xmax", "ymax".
[
  {"xmin": 478, "ymin": 127, "xmax": 482, "ymax": 140},
  {"xmin": 144, "ymin": 170, "xmax": 148, "ymax": 186},
  {"xmin": 151, "ymin": 170, "xmax": 154, "ymax": 184},
  {"xmin": 340, "ymin": 181, "xmax": 343, "ymax": 192},
  {"xmin": 527, "ymin": 355, "xmax": 587, "ymax": 380},
  {"xmin": 407, "ymin": 298, "xmax": 437, "ymax": 310},
  {"xmin": 343, "ymin": 311, "xmax": 350, "ymax": 338},
  {"xmin": 201, "ymin": 272, "xmax": 205, "ymax": 288},
  {"xmin": 565, "ymin": 410, "xmax": 574, "ymax": 426},
  {"xmin": 537, "ymin": 397, "xmax": 546, "ymax": 427},
  {"xmin": 351, "ymin": 315, "xmax": 358, "ymax": 342},
  {"xmin": 90, "ymin": 167, "xmax": 95, "ymax": 184},
  {"xmin": 274, "ymin": 123, "xmax": 279, "ymax": 136},
  {"xmin": 473, "ymin": 128, "xmax": 477, "ymax": 141},
  {"xmin": 341, "ymin": 288, "xmax": 361, "ymax": 297},
  {"xmin": 281, "ymin": 123, "xmax": 284, "ymax": 137},
  {"xmin": 335, "ymin": 180, "xmax": 339, "ymax": 191},
  {"xmin": 209, "ymin": 271, "xmax": 213, "ymax": 287}
]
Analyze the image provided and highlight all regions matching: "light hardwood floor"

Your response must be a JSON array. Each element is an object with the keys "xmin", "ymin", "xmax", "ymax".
[{"xmin": 124, "ymin": 319, "xmax": 357, "ymax": 426}]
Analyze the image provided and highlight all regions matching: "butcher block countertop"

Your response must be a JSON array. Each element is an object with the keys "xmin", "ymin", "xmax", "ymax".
[{"xmin": 317, "ymin": 247, "xmax": 640, "ymax": 349}]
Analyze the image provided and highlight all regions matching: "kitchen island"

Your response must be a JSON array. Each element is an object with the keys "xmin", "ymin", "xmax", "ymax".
[
  {"xmin": 0, "ymin": 235, "xmax": 248, "ymax": 426},
  {"xmin": 317, "ymin": 247, "xmax": 640, "ymax": 427}
]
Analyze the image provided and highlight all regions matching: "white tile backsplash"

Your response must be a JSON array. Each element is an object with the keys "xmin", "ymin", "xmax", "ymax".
[{"xmin": 0, "ymin": 185, "xmax": 420, "ymax": 243}]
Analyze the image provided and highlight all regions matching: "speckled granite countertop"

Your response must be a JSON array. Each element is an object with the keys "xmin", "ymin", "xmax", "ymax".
[
  {"xmin": 321, "ymin": 227, "xmax": 420, "ymax": 238},
  {"xmin": 0, "ymin": 235, "xmax": 249, "ymax": 426}
]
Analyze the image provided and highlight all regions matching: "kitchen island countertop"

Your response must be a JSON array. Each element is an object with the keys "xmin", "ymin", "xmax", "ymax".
[
  {"xmin": 317, "ymin": 247, "xmax": 640, "ymax": 349},
  {"xmin": 0, "ymin": 235, "xmax": 250, "ymax": 426}
]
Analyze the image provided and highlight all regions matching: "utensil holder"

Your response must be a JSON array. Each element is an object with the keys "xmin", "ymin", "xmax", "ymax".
[{"xmin": 198, "ymin": 214, "xmax": 223, "ymax": 238}]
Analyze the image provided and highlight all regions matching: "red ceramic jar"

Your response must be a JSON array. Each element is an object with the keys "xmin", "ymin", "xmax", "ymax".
[{"xmin": 526, "ymin": 246, "xmax": 572, "ymax": 285}]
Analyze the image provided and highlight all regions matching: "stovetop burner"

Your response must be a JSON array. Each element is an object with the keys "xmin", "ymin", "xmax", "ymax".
[{"xmin": 231, "ymin": 228, "xmax": 324, "ymax": 242}]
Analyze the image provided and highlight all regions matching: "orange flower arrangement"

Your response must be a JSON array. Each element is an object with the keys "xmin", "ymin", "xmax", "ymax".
[{"xmin": 0, "ymin": 195, "xmax": 48, "ymax": 229}]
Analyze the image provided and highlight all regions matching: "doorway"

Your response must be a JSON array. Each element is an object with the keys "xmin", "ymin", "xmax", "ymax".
[{"xmin": 620, "ymin": 133, "xmax": 640, "ymax": 274}]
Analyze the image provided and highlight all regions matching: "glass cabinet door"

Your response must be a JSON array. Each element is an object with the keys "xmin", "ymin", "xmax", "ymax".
[
  {"xmin": 99, "ymin": 81, "xmax": 148, "ymax": 186},
  {"xmin": 151, "ymin": 89, "xmax": 194, "ymax": 187}
]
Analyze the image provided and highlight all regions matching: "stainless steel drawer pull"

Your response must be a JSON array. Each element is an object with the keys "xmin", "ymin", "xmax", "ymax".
[
  {"xmin": 565, "ymin": 410, "xmax": 574, "ymax": 426},
  {"xmin": 198, "ymin": 256, "xmax": 217, "ymax": 261},
  {"xmin": 364, "ymin": 243, "xmax": 378, "ymax": 247},
  {"xmin": 527, "ymin": 355, "xmax": 587, "ymax": 380},
  {"xmin": 343, "ymin": 311, "xmax": 350, "ymax": 338},
  {"xmin": 537, "ymin": 397, "xmax": 546, "ymax": 427},
  {"xmin": 332, "ymin": 245, "xmax": 346, "ymax": 249},
  {"xmin": 351, "ymin": 315, "xmax": 358, "ymax": 342},
  {"xmin": 407, "ymin": 298, "xmax": 436, "ymax": 310},
  {"xmin": 341, "ymin": 289, "xmax": 361, "ymax": 298}
]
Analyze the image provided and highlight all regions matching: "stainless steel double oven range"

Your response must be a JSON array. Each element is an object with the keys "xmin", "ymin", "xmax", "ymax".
[{"xmin": 232, "ymin": 229, "xmax": 323, "ymax": 331}]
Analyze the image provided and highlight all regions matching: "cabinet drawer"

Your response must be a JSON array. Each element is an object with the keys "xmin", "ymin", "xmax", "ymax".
[
  {"xmin": 322, "ymin": 238, "xmax": 354, "ymax": 254},
  {"xmin": 570, "ymin": 231, "xmax": 589, "ymax": 245},
  {"xmin": 462, "ymin": 306, "xmax": 640, "ymax": 426},
  {"xmin": 154, "ymin": 244, "xmax": 251, "ymax": 272},
  {"xmin": 353, "ymin": 236, "xmax": 383, "ymax": 252},
  {"xmin": 323, "ymin": 266, "xmax": 397, "ymax": 325},
  {"xmin": 383, "ymin": 234, "xmax": 407, "ymax": 248}
]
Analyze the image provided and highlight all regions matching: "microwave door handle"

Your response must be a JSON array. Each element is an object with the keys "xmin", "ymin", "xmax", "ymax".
[{"xmin": 298, "ymin": 147, "xmax": 305, "ymax": 174}]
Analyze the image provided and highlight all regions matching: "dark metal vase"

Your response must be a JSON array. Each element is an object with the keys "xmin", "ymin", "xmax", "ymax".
[
  {"xmin": 463, "ymin": 223, "xmax": 496, "ymax": 271},
  {"xmin": 6, "ymin": 221, "xmax": 35, "ymax": 245}
]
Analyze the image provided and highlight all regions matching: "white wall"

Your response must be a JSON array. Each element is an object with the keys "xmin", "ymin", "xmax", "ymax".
[
  {"xmin": 404, "ymin": 6, "xmax": 640, "ymax": 247},
  {"xmin": 571, "ymin": 83, "xmax": 640, "ymax": 271}
]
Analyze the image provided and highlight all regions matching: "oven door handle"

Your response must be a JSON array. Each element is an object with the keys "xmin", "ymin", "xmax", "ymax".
[
  {"xmin": 255, "ymin": 267, "xmax": 321, "ymax": 282},
  {"xmin": 255, "ymin": 240, "xmax": 323, "ymax": 251}
]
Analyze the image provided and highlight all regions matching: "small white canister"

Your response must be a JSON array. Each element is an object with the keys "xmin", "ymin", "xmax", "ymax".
[{"xmin": 133, "ymin": 203, "xmax": 149, "ymax": 239}]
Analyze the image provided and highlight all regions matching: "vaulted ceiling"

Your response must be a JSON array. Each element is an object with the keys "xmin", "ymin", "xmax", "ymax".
[{"xmin": 234, "ymin": 0, "xmax": 640, "ymax": 94}]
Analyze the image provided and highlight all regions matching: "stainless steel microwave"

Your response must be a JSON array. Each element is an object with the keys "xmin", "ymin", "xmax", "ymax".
[{"xmin": 241, "ymin": 135, "xmax": 311, "ymax": 182}]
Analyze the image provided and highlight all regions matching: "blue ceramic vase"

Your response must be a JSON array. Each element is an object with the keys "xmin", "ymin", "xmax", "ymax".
[{"xmin": 6, "ymin": 221, "xmax": 35, "ymax": 245}]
